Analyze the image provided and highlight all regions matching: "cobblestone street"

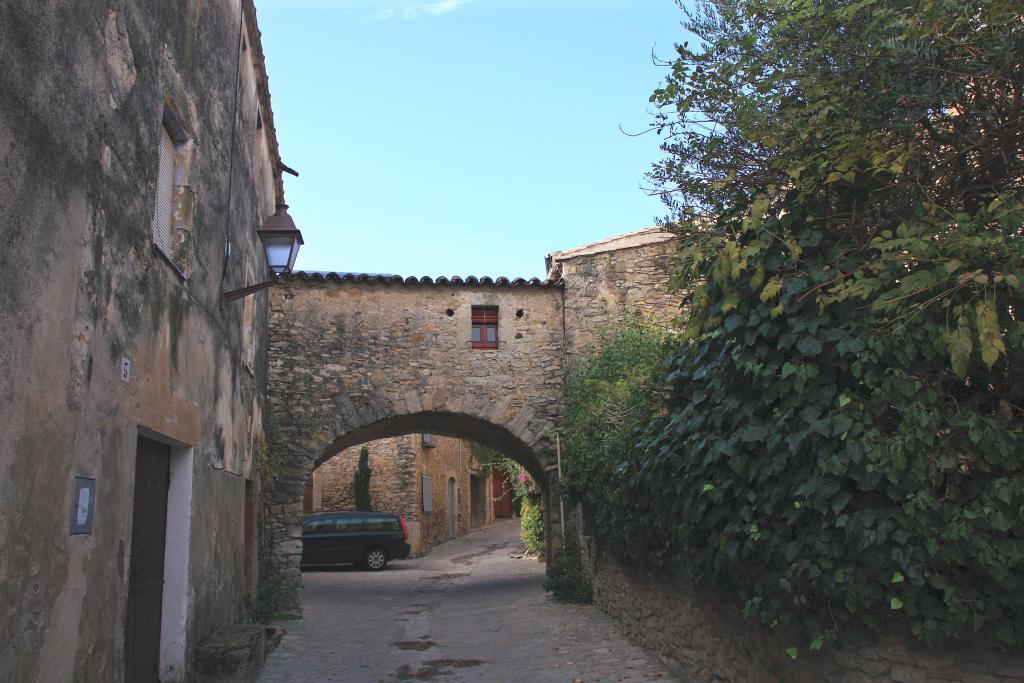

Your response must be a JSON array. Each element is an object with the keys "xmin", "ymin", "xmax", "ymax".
[{"xmin": 257, "ymin": 519, "xmax": 675, "ymax": 682}]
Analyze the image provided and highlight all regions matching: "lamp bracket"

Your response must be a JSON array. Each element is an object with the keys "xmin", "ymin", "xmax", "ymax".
[{"xmin": 221, "ymin": 277, "xmax": 281, "ymax": 304}]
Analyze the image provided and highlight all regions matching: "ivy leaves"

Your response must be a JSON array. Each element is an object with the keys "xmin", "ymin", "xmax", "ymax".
[
  {"xmin": 976, "ymin": 301, "xmax": 1006, "ymax": 370},
  {"xmin": 634, "ymin": 0, "xmax": 1024, "ymax": 653}
]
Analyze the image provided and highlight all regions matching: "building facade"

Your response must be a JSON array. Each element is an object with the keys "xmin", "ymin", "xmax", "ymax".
[
  {"xmin": 0, "ymin": 1, "xmax": 285, "ymax": 681},
  {"xmin": 309, "ymin": 434, "xmax": 496, "ymax": 557}
]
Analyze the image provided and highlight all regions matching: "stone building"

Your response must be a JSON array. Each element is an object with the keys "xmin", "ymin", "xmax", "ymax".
[
  {"xmin": 0, "ymin": 2, "xmax": 286, "ymax": 681},
  {"xmin": 309, "ymin": 434, "xmax": 495, "ymax": 556},
  {"xmin": 262, "ymin": 230, "xmax": 681, "ymax": 608},
  {"xmin": 545, "ymin": 226, "xmax": 681, "ymax": 357}
]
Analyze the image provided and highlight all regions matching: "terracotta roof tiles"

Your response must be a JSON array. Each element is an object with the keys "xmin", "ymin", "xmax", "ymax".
[{"xmin": 284, "ymin": 271, "xmax": 562, "ymax": 288}]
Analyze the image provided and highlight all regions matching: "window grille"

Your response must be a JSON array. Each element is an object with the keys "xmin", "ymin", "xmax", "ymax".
[{"xmin": 151, "ymin": 126, "xmax": 176, "ymax": 256}]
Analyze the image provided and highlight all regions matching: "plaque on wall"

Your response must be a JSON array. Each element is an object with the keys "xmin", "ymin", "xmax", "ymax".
[{"xmin": 70, "ymin": 477, "xmax": 96, "ymax": 535}]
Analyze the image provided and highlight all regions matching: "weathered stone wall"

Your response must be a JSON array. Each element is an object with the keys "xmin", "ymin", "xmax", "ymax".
[
  {"xmin": 0, "ymin": 1, "xmax": 281, "ymax": 681},
  {"xmin": 548, "ymin": 227, "xmax": 681, "ymax": 358},
  {"xmin": 581, "ymin": 535, "xmax": 1024, "ymax": 683},
  {"xmin": 267, "ymin": 277, "xmax": 566, "ymax": 607},
  {"xmin": 314, "ymin": 436, "xmax": 418, "ymax": 520},
  {"xmin": 311, "ymin": 434, "xmax": 493, "ymax": 557},
  {"xmin": 416, "ymin": 434, "xmax": 477, "ymax": 552},
  {"xmin": 554, "ymin": 231, "xmax": 1024, "ymax": 681}
]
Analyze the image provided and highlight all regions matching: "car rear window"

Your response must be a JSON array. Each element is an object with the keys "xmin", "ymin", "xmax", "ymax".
[
  {"xmin": 364, "ymin": 518, "xmax": 400, "ymax": 532},
  {"xmin": 304, "ymin": 516, "xmax": 365, "ymax": 534},
  {"xmin": 303, "ymin": 518, "xmax": 333, "ymax": 535},
  {"xmin": 333, "ymin": 516, "xmax": 364, "ymax": 532}
]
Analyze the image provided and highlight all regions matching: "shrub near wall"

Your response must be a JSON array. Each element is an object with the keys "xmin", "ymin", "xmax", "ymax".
[
  {"xmin": 497, "ymin": 458, "xmax": 545, "ymax": 556},
  {"xmin": 565, "ymin": 0, "xmax": 1024, "ymax": 662},
  {"xmin": 561, "ymin": 322, "xmax": 671, "ymax": 568}
]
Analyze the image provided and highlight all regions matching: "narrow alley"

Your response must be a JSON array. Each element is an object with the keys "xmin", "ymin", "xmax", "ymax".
[{"xmin": 257, "ymin": 520, "xmax": 674, "ymax": 683}]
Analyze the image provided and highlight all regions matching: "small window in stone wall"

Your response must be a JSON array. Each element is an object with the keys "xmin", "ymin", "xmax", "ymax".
[
  {"xmin": 471, "ymin": 306, "xmax": 499, "ymax": 349},
  {"xmin": 151, "ymin": 124, "xmax": 177, "ymax": 257},
  {"xmin": 150, "ymin": 109, "xmax": 193, "ymax": 277},
  {"xmin": 422, "ymin": 475, "xmax": 433, "ymax": 513},
  {"xmin": 422, "ymin": 433, "xmax": 437, "ymax": 448}
]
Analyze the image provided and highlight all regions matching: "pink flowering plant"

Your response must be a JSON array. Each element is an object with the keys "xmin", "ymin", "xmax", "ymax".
[{"xmin": 498, "ymin": 458, "xmax": 542, "ymax": 504}]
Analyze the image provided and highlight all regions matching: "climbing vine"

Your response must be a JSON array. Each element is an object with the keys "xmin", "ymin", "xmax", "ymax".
[
  {"xmin": 495, "ymin": 458, "xmax": 545, "ymax": 556},
  {"xmin": 563, "ymin": 0, "xmax": 1024, "ymax": 654},
  {"xmin": 247, "ymin": 408, "xmax": 291, "ymax": 623}
]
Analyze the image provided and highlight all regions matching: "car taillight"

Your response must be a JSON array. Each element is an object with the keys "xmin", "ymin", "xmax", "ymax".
[{"xmin": 399, "ymin": 515, "xmax": 408, "ymax": 542}]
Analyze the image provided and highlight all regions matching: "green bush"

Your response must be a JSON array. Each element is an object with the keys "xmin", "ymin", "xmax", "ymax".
[
  {"xmin": 520, "ymin": 498, "xmax": 545, "ymax": 557},
  {"xmin": 353, "ymin": 446, "xmax": 371, "ymax": 511},
  {"xmin": 561, "ymin": 321, "xmax": 672, "ymax": 569},
  {"xmin": 565, "ymin": 0, "xmax": 1024, "ymax": 653},
  {"xmin": 245, "ymin": 554, "xmax": 287, "ymax": 624},
  {"xmin": 544, "ymin": 543, "xmax": 593, "ymax": 604}
]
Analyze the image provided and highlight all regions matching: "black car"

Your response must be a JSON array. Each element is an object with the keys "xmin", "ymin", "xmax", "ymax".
[{"xmin": 300, "ymin": 511, "xmax": 411, "ymax": 571}]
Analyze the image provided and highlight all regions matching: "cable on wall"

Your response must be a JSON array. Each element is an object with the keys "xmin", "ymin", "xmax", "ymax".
[{"xmin": 221, "ymin": 0, "xmax": 245, "ymax": 283}]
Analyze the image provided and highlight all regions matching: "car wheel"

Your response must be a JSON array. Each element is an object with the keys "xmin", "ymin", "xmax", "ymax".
[{"xmin": 363, "ymin": 547, "xmax": 388, "ymax": 571}]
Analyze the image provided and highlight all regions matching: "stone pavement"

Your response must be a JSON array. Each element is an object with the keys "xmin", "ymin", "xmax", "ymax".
[{"xmin": 256, "ymin": 519, "xmax": 676, "ymax": 682}]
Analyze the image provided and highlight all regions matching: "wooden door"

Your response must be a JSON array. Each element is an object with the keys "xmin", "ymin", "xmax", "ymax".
[
  {"xmin": 125, "ymin": 437, "xmax": 170, "ymax": 683},
  {"xmin": 470, "ymin": 475, "xmax": 484, "ymax": 528},
  {"xmin": 492, "ymin": 469, "xmax": 513, "ymax": 518},
  {"xmin": 303, "ymin": 476, "xmax": 314, "ymax": 513}
]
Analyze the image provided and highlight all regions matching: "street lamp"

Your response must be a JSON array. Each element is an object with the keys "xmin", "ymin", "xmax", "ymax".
[{"xmin": 222, "ymin": 203, "xmax": 304, "ymax": 304}]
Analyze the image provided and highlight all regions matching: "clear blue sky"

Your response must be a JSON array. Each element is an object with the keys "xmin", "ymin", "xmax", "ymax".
[{"xmin": 255, "ymin": 0, "xmax": 691, "ymax": 279}]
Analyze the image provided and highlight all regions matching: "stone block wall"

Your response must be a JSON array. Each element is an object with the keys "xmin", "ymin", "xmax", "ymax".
[
  {"xmin": 313, "ymin": 436, "xmax": 417, "ymax": 520},
  {"xmin": 267, "ymin": 277, "xmax": 569, "ymax": 597},
  {"xmin": 548, "ymin": 227, "xmax": 682, "ymax": 358},
  {"xmin": 311, "ymin": 434, "xmax": 492, "ymax": 556},
  {"xmin": 580, "ymin": 514, "xmax": 1024, "ymax": 682},
  {"xmin": 416, "ymin": 434, "xmax": 477, "ymax": 552}
]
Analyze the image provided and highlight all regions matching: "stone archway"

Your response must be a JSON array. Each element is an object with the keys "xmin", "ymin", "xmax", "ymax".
[
  {"xmin": 266, "ymin": 411, "xmax": 562, "ymax": 612},
  {"xmin": 262, "ymin": 230, "xmax": 683, "ymax": 611},
  {"xmin": 266, "ymin": 276, "xmax": 567, "ymax": 610}
]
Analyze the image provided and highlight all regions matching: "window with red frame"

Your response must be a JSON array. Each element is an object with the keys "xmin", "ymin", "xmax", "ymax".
[{"xmin": 471, "ymin": 306, "xmax": 499, "ymax": 349}]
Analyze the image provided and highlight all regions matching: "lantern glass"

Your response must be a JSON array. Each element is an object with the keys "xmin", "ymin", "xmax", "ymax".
[
  {"xmin": 257, "ymin": 203, "xmax": 303, "ymax": 275},
  {"xmin": 262, "ymin": 234, "xmax": 298, "ymax": 274}
]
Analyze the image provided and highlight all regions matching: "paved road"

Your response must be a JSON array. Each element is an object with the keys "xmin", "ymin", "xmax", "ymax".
[{"xmin": 257, "ymin": 519, "xmax": 674, "ymax": 682}]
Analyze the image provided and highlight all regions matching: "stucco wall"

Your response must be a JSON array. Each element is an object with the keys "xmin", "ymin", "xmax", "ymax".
[{"xmin": 0, "ymin": 1, "xmax": 280, "ymax": 681}]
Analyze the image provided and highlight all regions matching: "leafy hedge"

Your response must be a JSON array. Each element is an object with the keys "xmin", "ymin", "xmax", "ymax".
[
  {"xmin": 544, "ymin": 537, "xmax": 593, "ymax": 604},
  {"xmin": 564, "ymin": 0, "xmax": 1024, "ymax": 652},
  {"xmin": 561, "ymin": 322, "xmax": 673, "ymax": 567},
  {"xmin": 520, "ymin": 498, "xmax": 545, "ymax": 557},
  {"xmin": 494, "ymin": 457, "xmax": 545, "ymax": 555}
]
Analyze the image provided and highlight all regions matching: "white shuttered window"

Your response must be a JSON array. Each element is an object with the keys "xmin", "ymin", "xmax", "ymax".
[
  {"xmin": 151, "ymin": 126, "xmax": 176, "ymax": 255},
  {"xmin": 422, "ymin": 475, "xmax": 433, "ymax": 513}
]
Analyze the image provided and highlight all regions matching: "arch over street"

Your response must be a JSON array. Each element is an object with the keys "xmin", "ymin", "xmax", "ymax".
[
  {"xmin": 265, "ymin": 274, "xmax": 567, "ymax": 608},
  {"xmin": 263, "ymin": 230, "xmax": 680, "ymax": 611}
]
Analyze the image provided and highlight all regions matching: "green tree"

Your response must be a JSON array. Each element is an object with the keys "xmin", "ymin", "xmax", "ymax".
[
  {"xmin": 610, "ymin": 0, "xmax": 1023, "ymax": 649},
  {"xmin": 353, "ymin": 446, "xmax": 372, "ymax": 511}
]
